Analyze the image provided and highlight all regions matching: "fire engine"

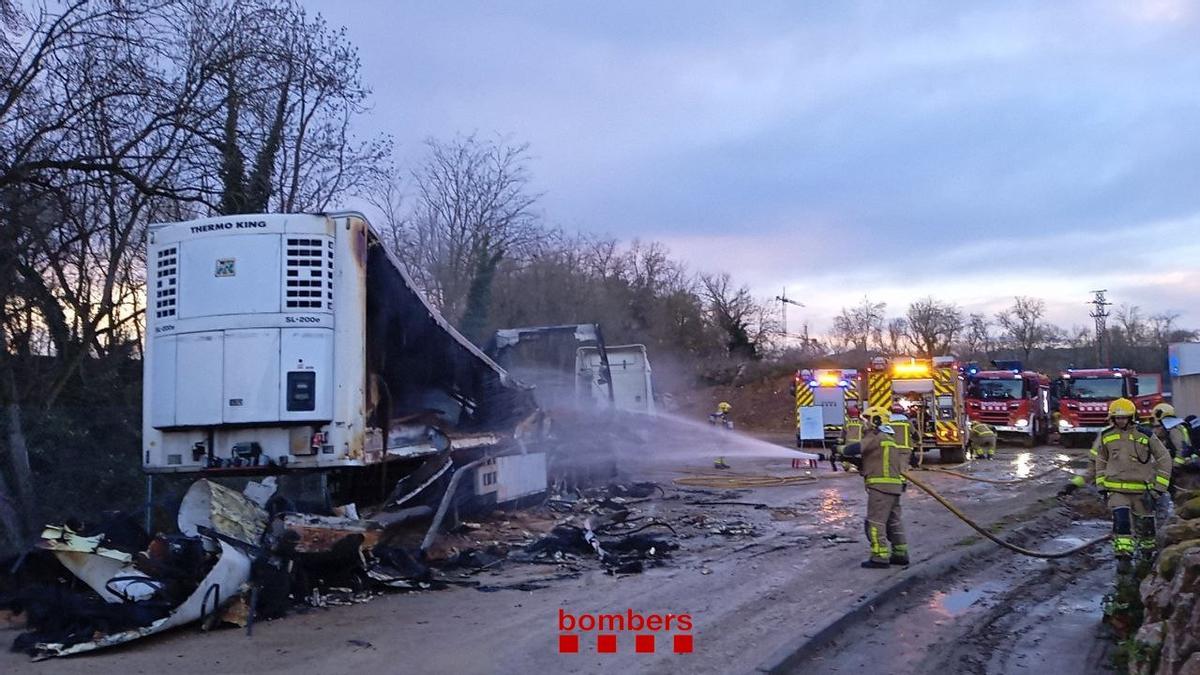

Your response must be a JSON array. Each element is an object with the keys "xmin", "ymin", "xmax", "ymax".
[
  {"xmin": 793, "ymin": 368, "xmax": 860, "ymax": 445},
  {"xmin": 1052, "ymin": 367, "xmax": 1165, "ymax": 445},
  {"xmin": 865, "ymin": 356, "xmax": 967, "ymax": 463},
  {"xmin": 964, "ymin": 366, "xmax": 1051, "ymax": 447}
]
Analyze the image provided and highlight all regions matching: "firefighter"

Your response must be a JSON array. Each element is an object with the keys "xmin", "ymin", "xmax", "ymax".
[
  {"xmin": 889, "ymin": 412, "xmax": 917, "ymax": 469},
  {"xmin": 1151, "ymin": 403, "xmax": 1199, "ymax": 499},
  {"xmin": 836, "ymin": 416, "xmax": 865, "ymax": 472},
  {"xmin": 858, "ymin": 406, "xmax": 909, "ymax": 568},
  {"xmin": 1152, "ymin": 403, "xmax": 1194, "ymax": 462},
  {"xmin": 968, "ymin": 421, "xmax": 997, "ymax": 460},
  {"xmin": 709, "ymin": 401, "xmax": 734, "ymax": 430},
  {"xmin": 1093, "ymin": 398, "xmax": 1171, "ymax": 575}
]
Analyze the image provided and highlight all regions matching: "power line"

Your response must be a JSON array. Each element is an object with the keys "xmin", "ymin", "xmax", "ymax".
[{"xmin": 1088, "ymin": 289, "xmax": 1111, "ymax": 367}]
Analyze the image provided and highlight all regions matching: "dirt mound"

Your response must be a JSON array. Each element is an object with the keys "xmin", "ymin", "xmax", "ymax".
[{"xmin": 666, "ymin": 373, "xmax": 795, "ymax": 433}]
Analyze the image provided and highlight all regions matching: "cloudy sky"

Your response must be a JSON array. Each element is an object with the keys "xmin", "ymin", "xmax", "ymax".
[{"xmin": 312, "ymin": 0, "xmax": 1200, "ymax": 334}]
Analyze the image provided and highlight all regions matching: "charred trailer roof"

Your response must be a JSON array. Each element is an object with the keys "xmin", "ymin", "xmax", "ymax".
[{"xmin": 364, "ymin": 231, "xmax": 537, "ymax": 432}]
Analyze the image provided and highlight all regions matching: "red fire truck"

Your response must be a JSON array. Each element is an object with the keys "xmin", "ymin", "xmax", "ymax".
[
  {"xmin": 964, "ymin": 368, "xmax": 1051, "ymax": 447},
  {"xmin": 1052, "ymin": 368, "xmax": 1165, "ymax": 445}
]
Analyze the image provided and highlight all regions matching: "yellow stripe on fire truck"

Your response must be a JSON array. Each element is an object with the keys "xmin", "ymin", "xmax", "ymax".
[
  {"xmin": 933, "ymin": 367, "xmax": 954, "ymax": 396},
  {"xmin": 795, "ymin": 384, "xmax": 815, "ymax": 408},
  {"xmin": 867, "ymin": 372, "xmax": 891, "ymax": 410}
]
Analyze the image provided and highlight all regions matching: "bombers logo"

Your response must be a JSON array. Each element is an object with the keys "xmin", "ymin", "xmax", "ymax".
[{"xmin": 558, "ymin": 609, "xmax": 693, "ymax": 654}]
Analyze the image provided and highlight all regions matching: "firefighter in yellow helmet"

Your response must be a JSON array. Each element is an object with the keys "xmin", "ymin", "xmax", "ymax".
[
  {"xmin": 1093, "ymin": 398, "xmax": 1171, "ymax": 575},
  {"xmin": 1150, "ymin": 402, "xmax": 1198, "ymax": 498},
  {"xmin": 857, "ymin": 406, "xmax": 908, "ymax": 568},
  {"xmin": 709, "ymin": 401, "xmax": 733, "ymax": 430},
  {"xmin": 968, "ymin": 421, "xmax": 997, "ymax": 460}
]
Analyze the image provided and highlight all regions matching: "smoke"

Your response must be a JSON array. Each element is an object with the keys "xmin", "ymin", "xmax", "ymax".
[{"xmin": 534, "ymin": 397, "xmax": 817, "ymax": 492}]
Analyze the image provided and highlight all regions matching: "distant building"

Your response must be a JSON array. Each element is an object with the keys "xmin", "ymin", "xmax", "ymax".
[{"xmin": 1169, "ymin": 342, "xmax": 1200, "ymax": 417}]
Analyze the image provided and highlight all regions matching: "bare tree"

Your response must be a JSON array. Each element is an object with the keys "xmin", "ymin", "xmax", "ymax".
[
  {"xmin": 1114, "ymin": 304, "xmax": 1145, "ymax": 345},
  {"xmin": 1063, "ymin": 324, "xmax": 1093, "ymax": 349},
  {"xmin": 961, "ymin": 313, "xmax": 992, "ymax": 358},
  {"xmin": 884, "ymin": 318, "xmax": 908, "ymax": 355},
  {"xmin": 173, "ymin": 0, "xmax": 389, "ymax": 214},
  {"xmin": 995, "ymin": 296, "xmax": 1053, "ymax": 362},
  {"xmin": 700, "ymin": 272, "xmax": 773, "ymax": 359},
  {"xmin": 1149, "ymin": 312, "xmax": 1198, "ymax": 370},
  {"xmin": 904, "ymin": 297, "xmax": 964, "ymax": 357},
  {"xmin": 364, "ymin": 170, "xmax": 406, "ymax": 258},
  {"xmin": 400, "ymin": 135, "xmax": 541, "ymax": 339},
  {"xmin": 0, "ymin": 0, "xmax": 205, "ymax": 544},
  {"xmin": 0, "ymin": 0, "xmax": 393, "ymax": 548},
  {"xmin": 831, "ymin": 297, "xmax": 886, "ymax": 353}
]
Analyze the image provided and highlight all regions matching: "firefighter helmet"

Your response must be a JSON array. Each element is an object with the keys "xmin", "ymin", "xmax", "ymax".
[
  {"xmin": 717, "ymin": 401, "xmax": 732, "ymax": 414},
  {"xmin": 1152, "ymin": 403, "xmax": 1176, "ymax": 421},
  {"xmin": 1108, "ymin": 398, "xmax": 1137, "ymax": 419},
  {"xmin": 862, "ymin": 406, "xmax": 889, "ymax": 427}
]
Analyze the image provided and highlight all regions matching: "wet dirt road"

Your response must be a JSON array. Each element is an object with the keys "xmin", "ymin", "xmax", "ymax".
[
  {"xmin": 0, "ymin": 444, "xmax": 1095, "ymax": 675},
  {"xmin": 797, "ymin": 507, "xmax": 1116, "ymax": 674}
]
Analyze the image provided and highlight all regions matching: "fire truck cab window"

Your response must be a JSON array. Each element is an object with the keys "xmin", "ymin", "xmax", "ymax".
[
  {"xmin": 1060, "ymin": 377, "xmax": 1127, "ymax": 401},
  {"xmin": 286, "ymin": 371, "xmax": 316, "ymax": 411},
  {"xmin": 966, "ymin": 379, "xmax": 1023, "ymax": 400}
]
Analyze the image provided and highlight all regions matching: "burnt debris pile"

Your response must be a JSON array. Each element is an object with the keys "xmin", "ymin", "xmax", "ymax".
[{"xmin": 0, "ymin": 478, "xmax": 443, "ymax": 659}]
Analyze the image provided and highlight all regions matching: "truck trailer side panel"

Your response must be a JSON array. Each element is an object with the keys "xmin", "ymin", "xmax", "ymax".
[{"xmin": 143, "ymin": 213, "xmax": 536, "ymax": 474}]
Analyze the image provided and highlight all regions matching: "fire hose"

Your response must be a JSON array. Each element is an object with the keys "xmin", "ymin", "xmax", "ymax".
[
  {"xmin": 902, "ymin": 471, "xmax": 1111, "ymax": 559},
  {"xmin": 672, "ymin": 465, "xmax": 1110, "ymax": 559},
  {"xmin": 926, "ymin": 461, "xmax": 1076, "ymax": 485}
]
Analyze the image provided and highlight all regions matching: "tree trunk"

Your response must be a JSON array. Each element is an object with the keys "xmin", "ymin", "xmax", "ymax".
[{"xmin": 0, "ymin": 323, "xmax": 35, "ymax": 536}]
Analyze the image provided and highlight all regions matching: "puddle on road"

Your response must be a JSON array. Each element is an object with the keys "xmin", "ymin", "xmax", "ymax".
[
  {"xmin": 1013, "ymin": 452, "xmax": 1033, "ymax": 478},
  {"xmin": 929, "ymin": 581, "xmax": 1005, "ymax": 617},
  {"xmin": 786, "ymin": 488, "xmax": 858, "ymax": 534},
  {"xmin": 816, "ymin": 488, "xmax": 856, "ymax": 527}
]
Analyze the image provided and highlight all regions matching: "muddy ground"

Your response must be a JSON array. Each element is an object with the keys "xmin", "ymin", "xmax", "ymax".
[
  {"xmin": 796, "ymin": 501, "xmax": 1116, "ymax": 674},
  {"xmin": 0, "ymin": 441, "xmax": 1107, "ymax": 675}
]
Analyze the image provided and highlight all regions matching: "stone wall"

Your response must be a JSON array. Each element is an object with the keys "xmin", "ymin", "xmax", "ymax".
[{"xmin": 1132, "ymin": 494, "xmax": 1200, "ymax": 675}]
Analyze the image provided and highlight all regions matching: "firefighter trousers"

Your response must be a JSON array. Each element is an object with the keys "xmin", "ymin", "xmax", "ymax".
[
  {"xmin": 1107, "ymin": 491, "xmax": 1158, "ymax": 559},
  {"xmin": 970, "ymin": 436, "xmax": 996, "ymax": 459},
  {"xmin": 865, "ymin": 488, "xmax": 906, "ymax": 563}
]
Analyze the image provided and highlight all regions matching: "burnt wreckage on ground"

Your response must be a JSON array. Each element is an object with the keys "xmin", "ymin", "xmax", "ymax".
[{"xmin": 0, "ymin": 213, "xmax": 569, "ymax": 657}]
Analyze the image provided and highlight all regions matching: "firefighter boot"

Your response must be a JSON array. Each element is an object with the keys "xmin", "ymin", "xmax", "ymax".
[{"xmin": 1112, "ymin": 506, "xmax": 1135, "ymax": 577}]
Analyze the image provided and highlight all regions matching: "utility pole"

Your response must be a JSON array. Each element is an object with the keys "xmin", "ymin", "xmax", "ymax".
[
  {"xmin": 1088, "ymin": 289, "xmax": 1112, "ymax": 367},
  {"xmin": 774, "ymin": 288, "xmax": 805, "ymax": 344}
]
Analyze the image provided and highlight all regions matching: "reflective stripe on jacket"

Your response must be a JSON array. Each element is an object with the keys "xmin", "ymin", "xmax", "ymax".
[
  {"xmin": 970, "ymin": 422, "xmax": 995, "ymax": 439},
  {"xmin": 1094, "ymin": 425, "xmax": 1171, "ymax": 493},
  {"xmin": 843, "ymin": 419, "xmax": 864, "ymax": 444},
  {"xmin": 861, "ymin": 427, "xmax": 905, "ymax": 495}
]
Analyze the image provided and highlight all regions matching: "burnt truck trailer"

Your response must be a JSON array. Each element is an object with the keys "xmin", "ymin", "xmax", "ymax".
[{"xmin": 142, "ymin": 212, "xmax": 543, "ymax": 502}]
